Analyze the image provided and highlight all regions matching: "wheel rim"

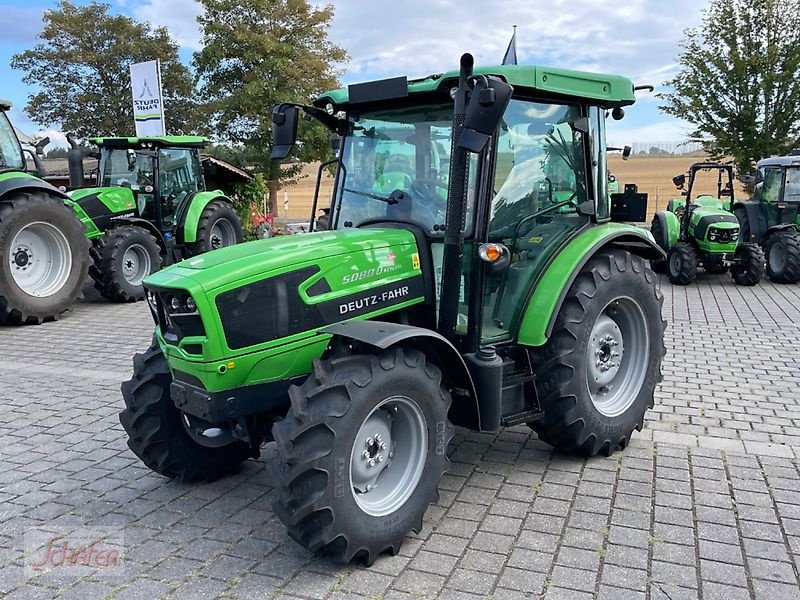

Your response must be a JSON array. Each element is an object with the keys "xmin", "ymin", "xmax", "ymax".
[
  {"xmin": 350, "ymin": 396, "xmax": 427, "ymax": 517},
  {"xmin": 210, "ymin": 219, "xmax": 237, "ymax": 250},
  {"xmin": 122, "ymin": 243, "xmax": 151, "ymax": 286},
  {"xmin": 769, "ymin": 242, "xmax": 786, "ymax": 274},
  {"xmin": 586, "ymin": 297, "xmax": 650, "ymax": 418},
  {"xmin": 9, "ymin": 221, "xmax": 72, "ymax": 298},
  {"xmin": 669, "ymin": 252, "xmax": 682, "ymax": 277}
]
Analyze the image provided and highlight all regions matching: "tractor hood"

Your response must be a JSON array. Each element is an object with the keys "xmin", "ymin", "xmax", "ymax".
[{"xmin": 145, "ymin": 228, "xmax": 422, "ymax": 294}]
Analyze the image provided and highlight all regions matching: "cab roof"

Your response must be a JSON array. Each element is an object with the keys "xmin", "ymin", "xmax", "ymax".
[
  {"xmin": 757, "ymin": 156, "xmax": 800, "ymax": 168},
  {"xmin": 316, "ymin": 64, "xmax": 636, "ymax": 110},
  {"xmin": 91, "ymin": 136, "xmax": 207, "ymax": 148}
]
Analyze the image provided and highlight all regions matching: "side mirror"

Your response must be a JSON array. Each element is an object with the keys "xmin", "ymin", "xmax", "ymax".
[
  {"xmin": 330, "ymin": 134, "xmax": 341, "ymax": 155},
  {"xmin": 458, "ymin": 76, "xmax": 513, "ymax": 153},
  {"xmin": 672, "ymin": 174, "xmax": 686, "ymax": 188},
  {"xmin": 34, "ymin": 136, "xmax": 50, "ymax": 156},
  {"xmin": 622, "ymin": 145, "xmax": 632, "ymax": 161},
  {"xmin": 571, "ymin": 117, "xmax": 590, "ymax": 134},
  {"xmin": 271, "ymin": 104, "xmax": 299, "ymax": 160},
  {"xmin": 739, "ymin": 175, "xmax": 756, "ymax": 185}
]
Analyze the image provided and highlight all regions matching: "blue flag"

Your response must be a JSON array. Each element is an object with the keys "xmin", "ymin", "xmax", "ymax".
[{"xmin": 502, "ymin": 27, "xmax": 517, "ymax": 65}]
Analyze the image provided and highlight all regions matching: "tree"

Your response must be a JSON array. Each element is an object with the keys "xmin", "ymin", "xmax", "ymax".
[
  {"xmin": 12, "ymin": 1, "xmax": 205, "ymax": 139},
  {"xmin": 194, "ymin": 0, "xmax": 347, "ymax": 210},
  {"xmin": 659, "ymin": 0, "xmax": 800, "ymax": 174}
]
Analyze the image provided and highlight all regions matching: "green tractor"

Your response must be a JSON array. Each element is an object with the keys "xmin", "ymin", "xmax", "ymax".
[
  {"xmin": 121, "ymin": 55, "xmax": 667, "ymax": 564},
  {"xmin": 0, "ymin": 100, "xmax": 89, "ymax": 324},
  {"xmin": 651, "ymin": 162, "xmax": 764, "ymax": 285},
  {"xmin": 735, "ymin": 156, "xmax": 800, "ymax": 283},
  {"xmin": 67, "ymin": 136, "xmax": 244, "ymax": 302}
]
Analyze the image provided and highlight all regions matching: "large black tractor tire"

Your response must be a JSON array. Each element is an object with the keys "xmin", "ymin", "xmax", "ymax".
[
  {"xmin": 649, "ymin": 217, "xmax": 667, "ymax": 273},
  {"xmin": 734, "ymin": 208, "xmax": 751, "ymax": 243},
  {"xmin": 530, "ymin": 250, "xmax": 665, "ymax": 457},
  {"xmin": 731, "ymin": 243, "xmax": 765, "ymax": 286},
  {"xmin": 764, "ymin": 231, "xmax": 800, "ymax": 284},
  {"xmin": 120, "ymin": 343, "xmax": 256, "ymax": 482},
  {"xmin": 666, "ymin": 242, "xmax": 697, "ymax": 285},
  {"xmin": 268, "ymin": 347, "xmax": 454, "ymax": 565},
  {"xmin": 89, "ymin": 226, "xmax": 162, "ymax": 302},
  {"xmin": 187, "ymin": 200, "xmax": 244, "ymax": 255},
  {"xmin": 0, "ymin": 192, "xmax": 89, "ymax": 325}
]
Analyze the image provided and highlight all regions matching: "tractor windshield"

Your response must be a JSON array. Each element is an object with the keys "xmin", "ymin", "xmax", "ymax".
[
  {"xmin": 332, "ymin": 103, "xmax": 477, "ymax": 231},
  {"xmin": 785, "ymin": 167, "xmax": 800, "ymax": 199},
  {"xmin": 99, "ymin": 149, "xmax": 155, "ymax": 191},
  {"xmin": 0, "ymin": 111, "xmax": 24, "ymax": 172}
]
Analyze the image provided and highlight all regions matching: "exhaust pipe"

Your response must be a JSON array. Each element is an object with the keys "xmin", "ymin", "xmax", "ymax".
[
  {"xmin": 437, "ymin": 53, "xmax": 474, "ymax": 339},
  {"xmin": 66, "ymin": 135, "xmax": 84, "ymax": 189}
]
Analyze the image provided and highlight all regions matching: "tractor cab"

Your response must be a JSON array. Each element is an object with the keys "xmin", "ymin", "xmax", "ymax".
[
  {"xmin": 0, "ymin": 104, "xmax": 26, "ymax": 173},
  {"xmin": 92, "ymin": 136, "xmax": 207, "ymax": 232},
  {"xmin": 274, "ymin": 62, "xmax": 639, "ymax": 347}
]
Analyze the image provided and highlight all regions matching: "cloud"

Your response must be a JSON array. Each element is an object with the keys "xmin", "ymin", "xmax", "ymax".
[
  {"xmin": 131, "ymin": 0, "xmax": 203, "ymax": 50},
  {"xmin": 0, "ymin": 6, "xmax": 44, "ymax": 45}
]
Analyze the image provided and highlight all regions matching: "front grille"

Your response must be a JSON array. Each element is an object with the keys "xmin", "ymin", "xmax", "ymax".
[
  {"xmin": 708, "ymin": 227, "xmax": 737, "ymax": 243},
  {"xmin": 147, "ymin": 288, "xmax": 205, "ymax": 345}
]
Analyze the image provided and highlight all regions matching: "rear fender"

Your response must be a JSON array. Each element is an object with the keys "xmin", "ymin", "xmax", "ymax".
[
  {"xmin": 734, "ymin": 201, "xmax": 767, "ymax": 244},
  {"xmin": 321, "ymin": 320, "xmax": 483, "ymax": 431},
  {"xmin": 0, "ymin": 174, "xmax": 69, "ymax": 202},
  {"xmin": 517, "ymin": 226, "xmax": 664, "ymax": 347},
  {"xmin": 179, "ymin": 191, "xmax": 231, "ymax": 243}
]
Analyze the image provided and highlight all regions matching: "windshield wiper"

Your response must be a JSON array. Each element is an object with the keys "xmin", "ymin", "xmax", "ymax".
[{"xmin": 343, "ymin": 187, "xmax": 400, "ymax": 205}]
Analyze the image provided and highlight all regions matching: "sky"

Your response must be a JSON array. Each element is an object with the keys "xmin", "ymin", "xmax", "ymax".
[{"xmin": 0, "ymin": 0, "xmax": 708, "ymax": 149}]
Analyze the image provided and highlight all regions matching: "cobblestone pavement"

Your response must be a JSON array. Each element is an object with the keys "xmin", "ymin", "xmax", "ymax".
[{"xmin": 1, "ymin": 275, "xmax": 799, "ymax": 600}]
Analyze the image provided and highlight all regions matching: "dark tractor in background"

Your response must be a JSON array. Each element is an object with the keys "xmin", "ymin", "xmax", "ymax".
[{"xmin": 737, "ymin": 156, "xmax": 800, "ymax": 284}]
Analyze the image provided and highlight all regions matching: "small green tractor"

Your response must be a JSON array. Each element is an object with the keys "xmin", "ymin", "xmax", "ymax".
[
  {"xmin": 0, "ymin": 100, "xmax": 89, "ymax": 324},
  {"xmin": 121, "ymin": 55, "xmax": 667, "ymax": 564},
  {"xmin": 736, "ymin": 156, "xmax": 800, "ymax": 283},
  {"xmin": 651, "ymin": 162, "xmax": 764, "ymax": 285},
  {"xmin": 67, "ymin": 136, "xmax": 244, "ymax": 302}
]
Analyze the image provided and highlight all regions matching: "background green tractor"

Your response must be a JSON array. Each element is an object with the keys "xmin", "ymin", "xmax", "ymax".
[
  {"xmin": 735, "ymin": 156, "xmax": 800, "ymax": 283},
  {"xmin": 67, "ymin": 136, "xmax": 244, "ymax": 302},
  {"xmin": 651, "ymin": 162, "xmax": 763, "ymax": 285},
  {"xmin": 120, "ymin": 55, "xmax": 667, "ymax": 565},
  {"xmin": 0, "ymin": 100, "xmax": 89, "ymax": 324}
]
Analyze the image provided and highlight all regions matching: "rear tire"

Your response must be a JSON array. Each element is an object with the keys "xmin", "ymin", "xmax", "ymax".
[
  {"xmin": 731, "ymin": 243, "xmax": 765, "ymax": 286},
  {"xmin": 120, "ymin": 343, "xmax": 256, "ymax": 482},
  {"xmin": 268, "ymin": 347, "xmax": 453, "ymax": 565},
  {"xmin": 734, "ymin": 208, "xmax": 752, "ymax": 243},
  {"xmin": 90, "ymin": 226, "xmax": 162, "ymax": 302},
  {"xmin": 649, "ymin": 217, "xmax": 667, "ymax": 273},
  {"xmin": 0, "ymin": 192, "xmax": 89, "ymax": 325},
  {"xmin": 764, "ymin": 231, "xmax": 800, "ymax": 284},
  {"xmin": 187, "ymin": 200, "xmax": 244, "ymax": 255},
  {"xmin": 666, "ymin": 242, "xmax": 697, "ymax": 285},
  {"xmin": 529, "ymin": 250, "xmax": 665, "ymax": 457}
]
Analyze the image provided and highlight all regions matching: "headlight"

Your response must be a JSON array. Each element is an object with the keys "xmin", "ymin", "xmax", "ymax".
[
  {"xmin": 164, "ymin": 292, "xmax": 198, "ymax": 315},
  {"xmin": 708, "ymin": 229, "xmax": 718, "ymax": 241},
  {"xmin": 731, "ymin": 229, "xmax": 739, "ymax": 241}
]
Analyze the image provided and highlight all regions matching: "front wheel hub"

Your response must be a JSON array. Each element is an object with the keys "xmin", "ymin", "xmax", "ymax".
[{"xmin": 350, "ymin": 397, "xmax": 426, "ymax": 517}]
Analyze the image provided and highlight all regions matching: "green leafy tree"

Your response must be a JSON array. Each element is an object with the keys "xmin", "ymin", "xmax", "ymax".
[
  {"xmin": 194, "ymin": 0, "xmax": 347, "ymax": 210},
  {"xmin": 12, "ymin": 1, "xmax": 205, "ymax": 139},
  {"xmin": 659, "ymin": 0, "xmax": 800, "ymax": 174}
]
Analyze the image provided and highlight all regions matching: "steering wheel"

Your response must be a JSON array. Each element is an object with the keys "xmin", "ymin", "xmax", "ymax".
[{"xmin": 406, "ymin": 179, "xmax": 448, "ymax": 226}]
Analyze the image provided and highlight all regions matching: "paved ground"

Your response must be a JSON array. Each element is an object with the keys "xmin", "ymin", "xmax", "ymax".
[{"xmin": 1, "ymin": 274, "xmax": 800, "ymax": 600}]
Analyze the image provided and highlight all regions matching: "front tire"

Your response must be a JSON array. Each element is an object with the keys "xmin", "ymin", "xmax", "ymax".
[
  {"xmin": 731, "ymin": 243, "xmax": 765, "ymax": 286},
  {"xmin": 667, "ymin": 242, "xmax": 697, "ymax": 285},
  {"xmin": 187, "ymin": 200, "xmax": 244, "ymax": 255},
  {"xmin": 90, "ymin": 226, "xmax": 162, "ymax": 302},
  {"xmin": 268, "ymin": 347, "xmax": 453, "ymax": 565},
  {"xmin": 530, "ymin": 250, "xmax": 665, "ymax": 456},
  {"xmin": 0, "ymin": 193, "xmax": 90, "ymax": 324},
  {"xmin": 119, "ymin": 343, "xmax": 256, "ymax": 482},
  {"xmin": 764, "ymin": 231, "xmax": 800, "ymax": 284}
]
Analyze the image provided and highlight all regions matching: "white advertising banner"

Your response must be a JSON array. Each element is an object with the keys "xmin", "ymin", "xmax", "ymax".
[{"xmin": 130, "ymin": 60, "xmax": 166, "ymax": 136}]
